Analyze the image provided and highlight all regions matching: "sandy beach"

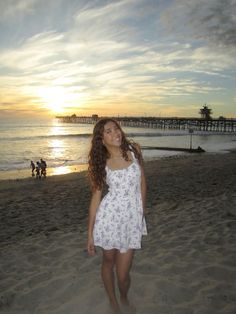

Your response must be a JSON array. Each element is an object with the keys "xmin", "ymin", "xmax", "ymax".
[{"xmin": 0, "ymin": 152, "xmax": 235, "ymax": 314}]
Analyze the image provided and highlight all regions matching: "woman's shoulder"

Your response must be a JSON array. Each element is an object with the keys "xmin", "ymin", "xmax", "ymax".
[
  {"xmin": 129, "ymin": 142, "xmax": 141, "ymax": 153},
  {"xmin": 128, "ymin": 141, "xmax": 144, "ymax": 166}
]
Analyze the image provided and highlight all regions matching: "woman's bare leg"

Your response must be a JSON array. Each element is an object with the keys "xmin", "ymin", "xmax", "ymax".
[
  {"xmin": 115, "ymin": 249, "xmax": 134, "ymax": 306},
  {"xmin": 101, "ymin": 249, "xmax": 121, "ymax": 313}
]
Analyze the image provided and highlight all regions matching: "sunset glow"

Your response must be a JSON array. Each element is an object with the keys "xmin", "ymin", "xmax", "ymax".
[
  {"xmin": 0, "ymin": 0, "xmax": 235, "ymax": 119},
  {"xmin": 39, "ymin": 87, "xmax": 68, "ymax": 114}
]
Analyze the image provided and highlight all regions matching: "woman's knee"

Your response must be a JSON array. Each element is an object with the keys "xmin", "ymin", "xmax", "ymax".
[
  {"xmin": 102, "ymin": 250, "xmax": 116, "ymax": 268},
  {"xmin": 117, "ymin": 272, "xmax": 130, "ymax": 286}
]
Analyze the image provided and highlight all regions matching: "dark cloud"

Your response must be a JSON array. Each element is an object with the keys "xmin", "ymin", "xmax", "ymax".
[{"xmin": 162, "ymin": 0, "xmax": 236, "ymax": 47}]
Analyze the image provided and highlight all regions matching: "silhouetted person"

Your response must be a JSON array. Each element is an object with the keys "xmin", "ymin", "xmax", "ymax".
[
  {"xmin": 35, "ymin": 161, "xmax": 41, "ymax": 179},
  {"xmin": 40, "ymin": 158, "xmax": 47, "ymax": 178},
  {"xmin": 30, "ymin": 161, "xmax": 35, "ymax": 177}
]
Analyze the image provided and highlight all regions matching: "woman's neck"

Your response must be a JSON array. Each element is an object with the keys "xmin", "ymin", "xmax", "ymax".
[{"xmin": 108, "ymin": 147, "xmax": 123, "ymax": 159}]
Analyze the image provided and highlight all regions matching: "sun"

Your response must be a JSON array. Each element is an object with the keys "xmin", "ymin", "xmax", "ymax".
[{"xmin": 39, "ymin": 86, "xmax": 67, "ymax": 114}]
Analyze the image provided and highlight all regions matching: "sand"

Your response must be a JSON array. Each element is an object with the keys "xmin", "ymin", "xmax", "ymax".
[{"xmin": 0, "ymin": 152, "xmax": 236, "ymax": 314}]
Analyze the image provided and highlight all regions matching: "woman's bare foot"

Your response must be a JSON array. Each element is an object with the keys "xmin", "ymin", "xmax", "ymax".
[
  {"xmin": 120, "ymin": 297, "xmax": 136, "ymax": 314},
  {"xmin": 109, "ymin": 302, "xmax": 122, "ymax": 314}
]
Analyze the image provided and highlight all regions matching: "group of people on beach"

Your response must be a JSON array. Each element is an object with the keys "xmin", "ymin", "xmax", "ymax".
[{"xmin": 30, "ymin": 159, "xmax": 47, "ymax": 179}]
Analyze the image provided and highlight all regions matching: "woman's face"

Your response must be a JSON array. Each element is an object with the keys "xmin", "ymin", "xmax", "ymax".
[{"xmin": 102, "ymin": 121, "xmax": 122, "ymax": 148}]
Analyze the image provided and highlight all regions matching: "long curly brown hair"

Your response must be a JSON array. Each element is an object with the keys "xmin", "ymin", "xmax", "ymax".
[{"xmin": 88, "ymin": 118, "xmax": 143, "ymax": 190}]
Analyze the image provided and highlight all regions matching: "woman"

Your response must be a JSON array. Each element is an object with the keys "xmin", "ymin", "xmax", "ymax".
[{"xmin": 87, "ymin": 118, "xmax": 147, "ymax": 313}]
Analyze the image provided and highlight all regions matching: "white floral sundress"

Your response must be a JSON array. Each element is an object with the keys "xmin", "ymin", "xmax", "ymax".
[{"xmin": 93, "ymin": 151, "xmax": 147, "ymax": 253}]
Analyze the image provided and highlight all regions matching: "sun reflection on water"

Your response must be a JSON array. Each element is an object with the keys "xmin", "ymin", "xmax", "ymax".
[
  {"xmin": 50, "ymin": 139, "xmax": 65, "ymax": 160},
  {"xmin": 49, "ymin": 164, "xmax": 87, "ymax": 177},
  {"xmin": 49, "ymin": 166, "xmax": 72, "ymax": 176}
]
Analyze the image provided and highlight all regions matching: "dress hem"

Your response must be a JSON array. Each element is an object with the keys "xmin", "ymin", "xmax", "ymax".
[{"xmin": 94, "ymin": 243, "xmax": 143, "ymax": 253}]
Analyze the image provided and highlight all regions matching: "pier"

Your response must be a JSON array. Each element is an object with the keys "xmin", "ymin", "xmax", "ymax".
[{"xmin": 56, "ymin": 115, "xmax": 236, "ymax": 133}]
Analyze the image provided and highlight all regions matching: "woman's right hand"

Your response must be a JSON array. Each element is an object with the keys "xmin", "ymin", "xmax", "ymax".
[{"xmin": 87, "ymin": 236, "xmax": 96, "ymax": 256}]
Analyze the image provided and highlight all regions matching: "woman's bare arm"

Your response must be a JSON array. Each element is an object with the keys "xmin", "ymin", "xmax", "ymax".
[
  {"xmin": 134, "ymin": 143, "xmax": 147, "ymax": 215},
  {"xmin": 87, "ymin": 188, "xmax": 103, "ymax": 255},
  {"xmin": 140, "ymin": 163, "xmax": 147, "ymax": 215}
]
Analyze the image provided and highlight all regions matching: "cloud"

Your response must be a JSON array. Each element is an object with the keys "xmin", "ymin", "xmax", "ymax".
[
  {"xmin": 0, "ymin": 31, "xmax": 65, "ymax": 70},
  {"xmin": 0, "ymin": 28, "xmax": 229, "ymax": 117},
  {"xmin": 0, "ymin": 0, "xmax": 235, "ymax": 117},
  {"xmin": 74, "ymin": 0, "xmax": 147, "ymax": 26},
  {"xmin": 72, "ymin": 0, "xmax": 161, "ymax": 45},
  {"xmin": 0, "ymin": 0, "xmax": 39, "ymax": 21},
  {"xmin": 161, "ymin": 0, "xmax": 236, "ymax": 48}
]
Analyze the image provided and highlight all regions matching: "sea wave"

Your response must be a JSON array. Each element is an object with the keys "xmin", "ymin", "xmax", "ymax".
[
  {"xmin": 1, "ymin": 129, "xmax": 231, "ymax": 142},
  {"xmin": 0, "ymin": 133, "xmax": 93, "ymax": 141},
  {"xmin": 0, "ymin": 131, "xmax": 189, "ymax": 142}
]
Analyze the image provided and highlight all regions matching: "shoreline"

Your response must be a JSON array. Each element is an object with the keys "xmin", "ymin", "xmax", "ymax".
[
  {"xmin": 0, "ymin": 148, "xmax": 234, "ymax": 183},
  {"xmin": 0, "ymin": 163, "xmax": 88, "ymax": 182}
]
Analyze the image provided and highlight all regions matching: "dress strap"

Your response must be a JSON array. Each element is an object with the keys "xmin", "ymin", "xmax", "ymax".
[{"xmin": 129, "ymin": 149, "xmax": 137, "ymax": 163}]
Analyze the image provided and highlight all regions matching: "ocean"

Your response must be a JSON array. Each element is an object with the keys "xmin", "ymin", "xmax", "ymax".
[{"xmin": 0, "ymin": 118, "xmax": 235, "ymax": 180}]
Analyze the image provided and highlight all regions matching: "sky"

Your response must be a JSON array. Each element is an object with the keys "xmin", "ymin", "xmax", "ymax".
[{"xmin": 0, "ymin": 0, "xmax": 235, "ymax": 120}]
